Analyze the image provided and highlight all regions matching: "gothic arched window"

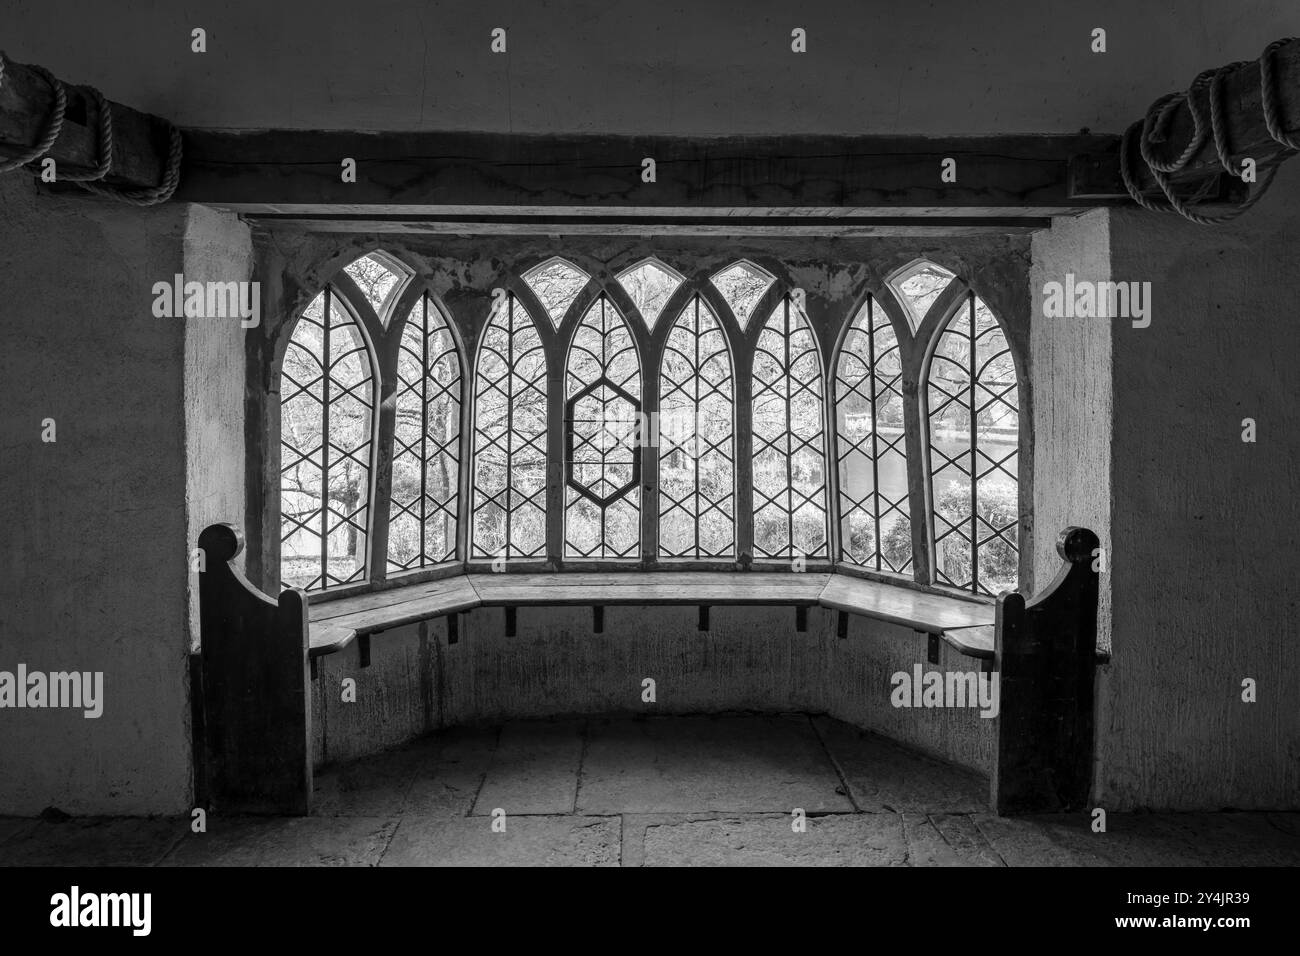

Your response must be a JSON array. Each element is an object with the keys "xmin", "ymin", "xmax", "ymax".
[
  {"xmin": 387, "ymin": 294, "xmax": 462, "ymax": 572},
  {"xmin": 565, "ymin": 295, "xmax": 642, "ymax": 558},
  {"xmin": 834, "ymin": 295, "xmax": 910, "ymax": 574},
  {"xmin": 751, "ymin": 294, "xmax": 828, "ymax": 559},
  {"xmin": 926, "ymin": 292, "xmax": 1019, "ymax": 595},
  {"xmin": 470, "ymin": 294, "xmax": 548, "ymax": 560},
  {"xmin": 659, "ymin": 295, "xmax": 736, "ymax": 558},
  {"xmin": 279, "ymin": 285, "xmax": 377, "ymax": 590}
]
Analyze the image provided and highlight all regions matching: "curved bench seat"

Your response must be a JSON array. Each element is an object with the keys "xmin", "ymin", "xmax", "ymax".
[
  {"xmin": 937, "ymin": 624, "xmax": 996, "ymax": 660},
  {"xmin": 196, "ymin": 522, "xmax": 1100, "ymax": 817},
  {"xmin": 306, "ymin": 570, "xmax": 997, "ymax": 662},
  {"xmin": 308, "ymin": 576, "xmax": 482, "ymax": 658}
]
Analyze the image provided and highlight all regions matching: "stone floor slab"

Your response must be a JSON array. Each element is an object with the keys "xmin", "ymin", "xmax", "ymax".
[
  {"xmin": 313, "ymin": 740, "xmax": 435, "ymax": 817},
  {"xmin": 0, "ymin": 817, "xmax": 186, "ymax": 866},
  {"xmin": 161, "ymin": 815, "xmax": 397, "ymax": 867},
  {"xmin": 619, "ymin": 812, "xmax": 729, "ymax": 868},
  {"xmin": 402, "ymin": 725, "xmax": 500, "ymax": 817},
  {"xmin": 380, "ymin": 815, "xmax": 620, "ymax": 866},
  {"xmin": 1265, "ymin": 812, "xmax": 1300, "ymax": 838},
  {"xmin": 813, "ymin": 717, "xmax": 987, "ymax": 813},
  {"xmin": 0, "ymin": 817, "xmax": 38, "ymax": 847},
  {"xmin": 642, "ymin": 813, "xmax": 906, "ymax": 866},
  {"xmin": 472, "ymin": 719, "xmax": 585, "ymax": 815},
  {"xmin": 4, "ymin": 718, "xmax": 1293, "ymax": 867},
  {"xmin": 578, "ymin": 714, "xmax": 853, "ymax": 814},
  {"xmin": 1130, "ymin": 812, "xmax": 1300, "ymax": 866},
  {"xmin": 903, "ymin": 812, "xmax": 1003, "ymax": 866},
  {"xmin": 979, "ymin": 811, "xmax": 1300, "ymax": 867},
  {"xmin": 972, "ymin": 814, "xmax": 1099, "ymax": 866}
]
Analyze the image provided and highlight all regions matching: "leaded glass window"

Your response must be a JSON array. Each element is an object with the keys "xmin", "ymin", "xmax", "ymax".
[
  {"xmin": 471, "ymin": 294, "xmax": 548, "ymax": 559},
  {"xmin": 565, "ymin": 295, "xmax": 642, "ymax": 558},
  {"xmin": 751, "ymin": 295, "xmax": 828, "ymax": 559},
  {"xmin": 659, "ymin": 295, "xmax": 735, "ymax": 558},
  {"xmin": 710, "ymin": 260, "xmax": 773, "ymax": 331},
  {"xmin": 927, "ymin": 292, "xmax": 1019, "ymax": 595},
  {"xmin": 835, "ymin": 296, "xmax": 910, "ymax": 574},
  {"xmin": 387, "ymin": 294, "xmax": 461, "ymax": 572},
  {"xmin": 280, "ymin": 286, "xmax": 376, "ymax": 590}
]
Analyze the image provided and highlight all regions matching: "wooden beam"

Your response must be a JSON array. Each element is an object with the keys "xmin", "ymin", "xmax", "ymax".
[
  {"xmin": 1069, "ymin": 140, "xmax": 1244, "ymax": 203},
  {"xmin": 248, "ymin": 214, "xmax": 1049, "ymax": 236},
  {"xmin": 0, "ymin": 55, "xmax": 169, "ymax": 188},
  {"xmin": 176, "ymin": 130, "xmax": 1126, "ymax": 215}
]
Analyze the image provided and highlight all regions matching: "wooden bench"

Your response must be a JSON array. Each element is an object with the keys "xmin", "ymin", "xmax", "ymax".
[
  {"xmin": 194, "ymin": 523, "xmax": 1100, "ymax": 817},
  {"xmin": 307, "ymin": 571, "xmax": 998, "ymax": 671}
]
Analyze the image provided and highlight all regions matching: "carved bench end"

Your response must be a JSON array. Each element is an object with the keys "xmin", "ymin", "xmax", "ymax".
[{"xmin": 198, "ymin": 522, "xmax": 244, "ymax": 565}]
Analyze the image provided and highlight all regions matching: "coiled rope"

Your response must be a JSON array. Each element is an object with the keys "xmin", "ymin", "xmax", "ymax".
[
  {"xmin": 1123, "ymin": 37, "xmax": 1299, "ymax": 224},
  {"xmin": 0, "ymin": 50, "xmax": 182, "ymax": 205},
  {"xmin": 0, "ymin": 55, "xmax": 64, "ymax": 173}
]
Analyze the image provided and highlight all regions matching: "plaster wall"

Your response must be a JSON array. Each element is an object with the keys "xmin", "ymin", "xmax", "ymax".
[
  {"xmin": 1029, "ymin": 208, "xmax": 1113, "ymax": 653},
  {"xmin": 1099, "ymin": 167, "xmax": 1300, "ymax": 810},
  {"xmin": 0, "ymin": 176, "xmax": 192, "ymax": 815},
  {"xmin": 183, "ymin": 205, "xmax": 253, "ymax": 653},
  {"xmin": 5, "ymin": 1, "xmax": 1297, "ymax": 137},
  {"xmin": 1027, "ymin": 190, "xmax": 1300, "ymax": 811}
]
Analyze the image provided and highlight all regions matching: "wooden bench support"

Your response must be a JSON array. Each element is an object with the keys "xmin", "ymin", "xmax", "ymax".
[
  {"xmin": 196, "ymin": 523, "xmax": 311, "ymax": 815},
  {"xmin": 992, "ymin": 527, "xmax": 1101, "ymax": 815}
]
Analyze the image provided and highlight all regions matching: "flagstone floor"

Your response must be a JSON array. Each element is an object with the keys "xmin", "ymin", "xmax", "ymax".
[{"xmin": 2, "ymin": 714, "xmax": 1297, "ymax": 866}]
